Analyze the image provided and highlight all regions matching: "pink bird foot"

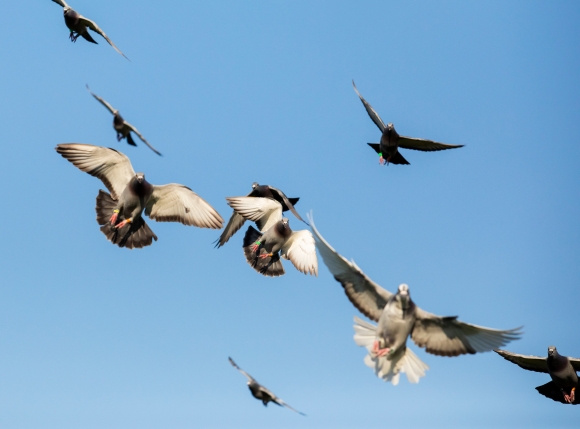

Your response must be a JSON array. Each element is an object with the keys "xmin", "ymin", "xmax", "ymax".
[
  {"xmin": 109, "ymin": 210, "xmax": 119, "ymax": 225},
  {"xmin": 114, "ymin": 218, "xmax": 132, "ymax": 229},
  {"xmin": 372, "ymin": 340, "xmax": 390, "ymax": 357}
]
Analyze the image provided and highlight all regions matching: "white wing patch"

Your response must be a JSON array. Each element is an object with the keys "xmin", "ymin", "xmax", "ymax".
[
  {"xmin": 281, "ymin": 230, "xmax": 318, "ymax": 276},
  {"xmin": 225, "ymin": 197, "xmax": 282, "ymax": 232}
]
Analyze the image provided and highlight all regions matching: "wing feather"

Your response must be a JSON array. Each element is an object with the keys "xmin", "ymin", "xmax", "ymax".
[
  {"xmin": 86, "ymin": 85, "xmax": 117, "ymax": 115},
  {"xmin": 411, "ymin": 307, "xmax": 522, "ymax": 357},
  {"xmin": 146, "ymin": 184, "xmax": 223, "ymax": 229},
  {"xmin": 281, "ymin": 230, "xmax": 318, "ymax": 276},
  {"xmin": 226, "ymin": 197, "xmax": 282, "ymax": 232},
  {"xmin": 494, "ymin": 349, "xmax": 549, "ymax": 373},
  {"xmin": 126, "ymin": 123, "xmax": 162, "ymax": 156},
  {"xmin": 310, "ymin": 214, "xmax": 392, "ymax": 322},
  {"xmin": 55, "ymin": 143, "xmax": 134, "ymax": 200},
  {"xmin": 78, "ymin": 15, "xmax": 129, "ymax": 60},
  {"xmin": 398, "ymin": 136, "xmax": 464, "ymax": 152},
  {"xmin": 352, "ymin": 80, "xmax": 386, "ymax": 133}
]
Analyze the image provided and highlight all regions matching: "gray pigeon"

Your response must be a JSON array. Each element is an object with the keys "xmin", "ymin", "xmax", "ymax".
[
  {"xmin": 310, "ymin": 215, "xmax": 521, "ymax": 384},
  {"xmin": 242, "ymin": 218, "xmax": 317, "ymax": 277},
  {"xmin": 352, "ymin": 80, "xmax": 463, "ymax": 165},
  {"xmin": 86, "ymin": 85, "xmax": 161, "ymax": 156},
  {"xmin": 228, "ymin": 357, "xmax": 305, "ymax": 415},
  {"xmin": 55, "ymin": 143, "xmax": 223, "ymax": 249},
  {"xmin": 495, "ymin": 347, "xmax": 580, "ymax": 405},
  {"xmin": 51, "ymin": 0, "xmax": 129, "ymax": 60},
  {"xmin": 215, "ymin": 183, "xmax": 301, "ymax": 248}
]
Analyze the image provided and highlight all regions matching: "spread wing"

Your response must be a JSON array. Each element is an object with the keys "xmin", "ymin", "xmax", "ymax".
[
  {"xmin": 228, "ymin": 357, "xmax": 256, "ymax": 383},
  {"xmin": 268, "ymin": 186, "xmax": 307, "ymax": 225},
  {"xmin": 86, "ymin": 85, "xmax": 117, "ymax": 115},
  {"xmin": 411, "ymin": 307, "xmax": 522, "ymax": 357},
  {"xmin": 145, "ymin": 184, "xmax": 223, "ymax": 228},
  {"xmin": 78, "ymin": 15, "xmax": 129, "ymax": 60},
  {"xmin": 126, "ymin": 123, "xmax": 162, "ymax": 156},
  {"xmin": 215, "ymin": 211, "xmax": 246, "ymax": 248},
  {"xmin": 52, "ymin": 0, "xmax": 69, "ymax": 8},
  {"xmin": 352, "ymin": 80, "xmax": 386, "ymax": 133},
  {"xmin": 398, "ymin": 136, "xmax": 464, "ymax": 152},
  {"xmin": 55, "ymin": 143, "xmax": 134, "ymax": 200},
  {"xmin": 281, "ymin": 230, "xmax": 318, "ymax": 276},
  {"xmin": 269, "ymin": 394, "xmax": 306, "ymax": 416},
  {"xmin": 494, "ymin": 349, "xmax": 548, "ymax": 373},
  {"xmin": 225, "ymin": 197, "xmax": 282, "ymax": 232},
  {"xmin": 310, "ymin": 214, "xmax": 392, "ymax": 322}
]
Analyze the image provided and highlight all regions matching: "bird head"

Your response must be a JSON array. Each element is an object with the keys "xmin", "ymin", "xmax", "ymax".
[
  {"xmin": 281, "ymin": 218, "xmax": 289, "ymax": 228},
  {"xmin": 387, "ymin": 123, "xmax": 395, "ymax": 131},
  {"xmin": 397, "ymin": 284, "xmax": 411, "ymax": 316},
  {"xmin": 251, "ymin": 182, "xmax": 259, "ymax": 190},
  {"xmin": 548, "ymin": 346, "xmax": 557, "ymax": 357},
  {"xmin": 135, "ymin": 173, "xmax": 145, "ymax": 184}
]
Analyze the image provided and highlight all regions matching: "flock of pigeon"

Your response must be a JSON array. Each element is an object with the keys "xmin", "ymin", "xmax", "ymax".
[{"xmin": 50, "ymin": 0, "xmax": 578, "ymax": 415}]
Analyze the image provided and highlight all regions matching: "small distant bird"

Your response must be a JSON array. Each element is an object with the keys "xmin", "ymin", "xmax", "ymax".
[
  {"xmin": 495, "ymin": 347, "xmax": 579, "ymax": 405},
  {"xmin": 352, "ymin": 80, "xmax": 463, "ymax": 165},
  {"xmin": 310, "ymin": 215, "xmax": 521, "ymax": 384},
  {"xmin": 55, "ymin": 143, "xmax": 223, "ymax": 249},
  {"xmin": 228, "ymin": 357, "xmax": 306, "ymax": 415},
  {"xmin": 86, "ymin": 85, "xmax": 161, "ymax": 156},
  {"xmin": 242, "ymin": 218, "xmax": 317, "ymax": 277},
  {"xmin": 51, "ymin": 0, "xmax": 129, "ymax": 60},
  {"xmin": 216, "ymin": 183, "xmax": 301, "ymax": 248}
]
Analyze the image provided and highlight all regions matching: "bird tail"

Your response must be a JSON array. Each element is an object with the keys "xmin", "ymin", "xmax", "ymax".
[
  {"xmin": 80, "ymin": 31, "xmax": 98, "ymax": 44},
  {"xmin": 536, "ymin": 381, "xmax": 578, "ymax": 404},
  {"xmin": 242, "ymin": 226, "xmax": 285, "ymax": 277},
  {"xmin": 95, "ymin": 190, "xmax": 158, "ymax": 249},
  {"xmin": 353, "ymin": 316, "xmax": 428, "ymax": 385}
]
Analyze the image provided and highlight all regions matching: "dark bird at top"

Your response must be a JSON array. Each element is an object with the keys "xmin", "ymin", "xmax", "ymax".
[
  {"xmin": 55, "ymin": 143, "xmax": 223, "ymax": 249},
  {"xmin": 86, "ymin": 85, "xmax": 162, "ymax": 156},
  {"xmin": 215, "ymin": 182, "xmax": 303, "ymax": 248},
  {"xmin": 352, "ymin": 80, "xmax": 464, "ymax": 165},
  {"xmin": 51, "ymin": 0, "xmax": 129, "ymax": 60},
  {"xmin": 228, "ymin": 357, "xmax": 306, "ymax": 416},
  {"xmin": 495, "ymin": 347, "xmax": 580, "ymax": 405}
]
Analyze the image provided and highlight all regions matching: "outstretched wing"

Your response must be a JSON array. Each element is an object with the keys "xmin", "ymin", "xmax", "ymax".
[
  {"xmin": 52, "ymin": 0, "xmax": 70, "ymax": 8},
  {"xmin": 310, "ymin": 214, "xmax": 392, "ymax": 322},
  {"xmin": 268, "ymin": 186, "xmax": 307, "ymax": 225},
  {"xmin": 125, "ymin": 123, "xmax": 162, "ymax": 156},
  {"xmin": 270, "ymin": 394, "xmax": 306, "ymax": 416},
  {"xmin": 494, "ymin": 349, "xmax": 549, "ymax": 373},
  {"xmin": 281, "ymin": 230, "xmax": 318, "ymax": 276},
  {"xmin": 225, "ymin": 197, "xmax": 282, "ymax": 232},
  {"xmin": 352, "ymin": 80, "xmax": 386, "ymax": 133},
  {"xmin": 215, "ymin": 212, "xmax": 246, "ymax": 248},
  {"xmin": 78, "ymin": 15, "xmax": 129, "ymax": 60},
  {"xmin": 228, "ymin": 357, "xmax": 256, "ymax": 383},
  {"xmin": 55, "ymin": 143, "xmax": 134, "ymax": 200},
  {"xmin": 398, "ymin": 136, "xmax": 464, "ymax": 152},
  {"xmin": 86, "ymin": 85, "xmax": 117, "ymax": 115},
  {"xmin": 411, "ymin": 307, "xmax": 522, "ymax": 357},
  {"xmin": 145, "ymin": 184, "xmax": 223, "ymax": 228}
]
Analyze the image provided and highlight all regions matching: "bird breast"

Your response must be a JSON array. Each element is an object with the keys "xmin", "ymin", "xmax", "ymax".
[{"xmin": 376, "ymin": 301, "xmax": 415, "ymax": 350}]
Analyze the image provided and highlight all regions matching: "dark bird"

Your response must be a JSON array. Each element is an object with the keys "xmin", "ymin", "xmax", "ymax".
[
  {"xmin": 215, "ymin": 182, "xmax": 302, "ymax": 248},
  {"xmin": 352, "ymin": 80, "xmax": 463, "ymax": 165},
  {"xmin": 55, "ymin": 144, "xmax": 223, "ymax": 249},
  {"xmin": 242, "ymin": 218, "xmax": 317, "ymax": 277},
  {"xmin": 311, "ymin": 215, "xmax": 521, "ymax": 384},
  {"xmin": 495, "ymin": 347, "xmax": 580, "ymax": 405},
  {"xmin": 228, "ymin": 357, "xmax": 305, "ymax": 415},
  {"xmin": 86, "ymin": 85, "xmax": 161, "ymax": 156},
  {"xmin": 51, "ymin": 0, "xmax": 129, "ymax": 60}
]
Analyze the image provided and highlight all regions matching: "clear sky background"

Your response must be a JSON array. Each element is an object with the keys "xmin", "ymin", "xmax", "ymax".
[{"xmin": 0, "ymin": 1, "xmax": 578, "ymax": 428}]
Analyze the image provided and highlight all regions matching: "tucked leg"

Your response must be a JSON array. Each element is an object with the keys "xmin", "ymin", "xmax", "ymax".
[
  {"xmin": 250, "ymin": 241, "xmax": 261, "ymax": 253},
  {"xmin": 114, "ymin": 218, "xmax": 132, "ymax": 229},
  {"xmin": 109, "ymin": 209, "xmax": 119, "ymax": 225},
  {"xmin": 372, "ymin": 340, "xmax": 390, "ymax": 357},
  {"xmin": 259, "ymin": 252, "xmax": 273, "ymax": 259}
]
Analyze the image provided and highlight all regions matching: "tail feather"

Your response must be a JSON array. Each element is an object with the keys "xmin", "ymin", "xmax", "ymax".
[
  {"xmin": 95, "ymin": 190, "xmax": 157, "ymax": 249},
  {"xmin": 536, "ymin": 381, "xmax": 578, "ymax": 405},
  {"xmin": 353, "ymin": 317, "xmax": 429, "ymax": 385}
]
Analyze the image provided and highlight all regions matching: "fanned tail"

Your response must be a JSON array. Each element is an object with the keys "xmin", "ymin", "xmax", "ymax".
[
  {"xmin": 95, "ymin": 190, "xmax": 158, "ymax": 249},
  {"xmin": 242, "ymin": 226, "xmax": 285, "ymax": 277},
  {"xmin": 353, "ymin": 316, "xmax": 429, "ymax": 385}
]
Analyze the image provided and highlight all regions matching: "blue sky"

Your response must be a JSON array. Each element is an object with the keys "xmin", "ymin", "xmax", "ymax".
[{"xmin": 0, "ymin": 1, "xmax": 579, "ymax": 427}]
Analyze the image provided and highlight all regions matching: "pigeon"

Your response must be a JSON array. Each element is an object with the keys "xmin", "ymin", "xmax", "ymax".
[
  {"xmin": 55, "ymin": 143, "xmax": 223, "ymax": 249},
  {"xmin": 86, "ymin": 85, "xmax": 162, "ymax": 156},
  {"xmin": 495, "ymin": 347, "xmax": 580, "ymax": 405},
  {"xmin": 51, "ymin": 0, "xmax": 129, "ymax": 60},
  {"xmin": 310, "ymin": 215, "xmax": 522, "ymax": 384},
  {"xmin": 215, "ymin": 182, "xmax": 302, "ymax": 248},
  {"xmin": 228, "ymin": 357, "xmax": 305, "ymax": 415},
  {"xmin": 352, "ymin": 80, "xmax": 463, "ymax": 165},
  {"xmin": 242, "ymin": 218, "xmax": 317, "ymax": 277}
]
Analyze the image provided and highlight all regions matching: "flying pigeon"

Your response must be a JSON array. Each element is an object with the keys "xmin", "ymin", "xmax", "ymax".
[
  {"xmin": 215, "ymin": 183, "xmax": 301, "ymax": 248},
  {"xmin": 86, "ymin": 85, "xmax": 162, "ymax": 156},
  {"xmin": 495, "ymin": 347, "xmax": 580, "ymax": 405},
  {"xmin": 242, "ymin": 218, "xmax": 317, "ymax": 277},
  {"xmin": 55, "ymin": 143, "xmax": 223, "ymax": 249},
  {"xmin": 352, "ymin": 80, "xmax": 463, "ymax": 165},
  {"xmin": 310, "ymin": 215, "xmax": 521, "ymax": 384},
  {"xmin": 51, "ymin": 0, "xmax": 129, "ymax": 60},
  {"xmin": 228, "ymin": 357, "xmax": 305, "ymax": 415}
]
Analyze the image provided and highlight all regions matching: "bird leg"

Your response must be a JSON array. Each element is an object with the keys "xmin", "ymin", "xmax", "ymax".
[
  {"xmin": 114, "ymin": 217, "xmax": 132, "ymax": 229},
  {"xmin": 250, "ymin": 240, "xmax": 261, "ymax": 253},
  {"xmin": 109, "ymin": 209, "xmax": 120, "ymax": 226},
  {"xmin": 372, "ymin": 340, "xmax": 390, "ymax": 357},
  {"xmin": 258, "ymin": 252, "xmax": 273, "ymax": 260},
  {"xmin": 116, "ymin": 133, "xmax": 123, "ymax": 141},
  {"xmin": 378, "ymin": 152, "xmax": 385, "ymax": 165},
  {"xmin": 69, "ymin": 32, "xmax": 79, "ymax": 42},
  {"xmin": 563, "ymin": 387, "xmax": 576, "ymax": 404}
]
